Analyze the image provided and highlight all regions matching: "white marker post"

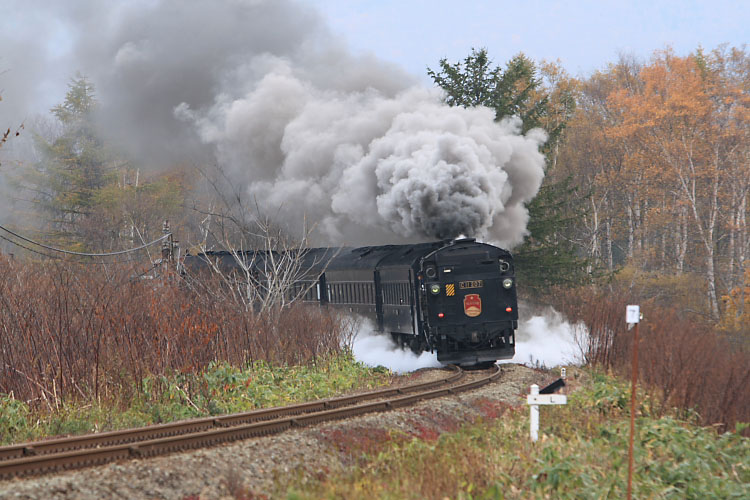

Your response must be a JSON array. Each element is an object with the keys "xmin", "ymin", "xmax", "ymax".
[{"xmin": 527, "ymin": 384, "xmax": 567, "ymax": 442}]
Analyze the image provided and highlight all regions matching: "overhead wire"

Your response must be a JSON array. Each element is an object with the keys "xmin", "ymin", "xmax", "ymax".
[
  {"xmin": 0, "ymin": 232, "xmax": 60, "ymax": 259},
  {"xmin": 0, "ymin": 223, "xmax": 171, "ymax": 257}
]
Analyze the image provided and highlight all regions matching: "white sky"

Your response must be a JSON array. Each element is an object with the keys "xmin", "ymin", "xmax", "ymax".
[{"xmin": 315, "ymin": 0, "xmax": 749, "ymax": 80}]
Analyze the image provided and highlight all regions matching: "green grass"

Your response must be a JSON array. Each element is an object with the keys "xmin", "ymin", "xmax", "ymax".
[
  {"xmin": 282, "ymin": 372, "xmax": 750, "ymax": 499},
  {"xmin": 0, "ymin": 353, "xmax": 393, "ymax": 445}
]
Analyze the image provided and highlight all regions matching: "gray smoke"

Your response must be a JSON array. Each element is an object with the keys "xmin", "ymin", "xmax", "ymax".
[{"xmin": 1, "ymin": 0, "xmax": 546, "ymax": 247}]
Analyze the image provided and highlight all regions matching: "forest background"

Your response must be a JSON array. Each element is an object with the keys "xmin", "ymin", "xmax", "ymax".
[{"xmin": 1, "ymin": 44, "xmax": 749, "ymax": 337}]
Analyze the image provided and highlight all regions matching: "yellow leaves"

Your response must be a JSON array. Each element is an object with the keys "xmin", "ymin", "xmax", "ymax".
[{"xmin": 719, "ymin": 265, "xmax": 750, "ymax": 333}]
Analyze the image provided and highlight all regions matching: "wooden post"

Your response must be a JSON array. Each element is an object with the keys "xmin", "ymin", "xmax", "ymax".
[
  {"xmin": 625, "ymin": 305, "xmax": 640, "ymax": 500},
  {"xmin": 527, "ymin": 384, "xmax": 567, "ymax": 442},
  {"xmin": 529, "ymin": 384, "xmax": 539, "ymax": 442}
]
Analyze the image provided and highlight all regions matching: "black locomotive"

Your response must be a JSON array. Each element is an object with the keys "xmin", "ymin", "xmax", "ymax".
[{"xmin": 185, "ymin": 238, "xmax": 518, "ymax": 366}]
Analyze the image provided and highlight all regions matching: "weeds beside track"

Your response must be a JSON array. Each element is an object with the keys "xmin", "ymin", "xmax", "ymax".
[{"xmin": 0, "ymin": 366, "xmax": 505, "ymax": 479}]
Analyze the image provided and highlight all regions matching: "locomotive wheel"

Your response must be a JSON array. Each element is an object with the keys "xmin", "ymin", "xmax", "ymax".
[{"xmin": 409, "ymin": 337, "xmax": 422, "ymax": 355}]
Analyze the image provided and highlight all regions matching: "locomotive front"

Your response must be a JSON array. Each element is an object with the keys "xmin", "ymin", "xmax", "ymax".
[{"xmin": 418, "ymin": 239, "xmax": 518, "ymax": 366}]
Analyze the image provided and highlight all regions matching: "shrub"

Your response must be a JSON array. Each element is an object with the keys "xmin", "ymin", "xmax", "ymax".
[
  {"xmin": 552, "ymin": 285, "xmax": 750, "ymax": 434},
  {"xmin": 0, "ymin": 257, "xmax": 353, "ymax": 412}
]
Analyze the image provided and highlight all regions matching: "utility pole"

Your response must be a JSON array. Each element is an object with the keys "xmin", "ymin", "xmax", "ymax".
[{"xmin": 161, "ymin": 219, "xmax": 173, "ymax": 263}]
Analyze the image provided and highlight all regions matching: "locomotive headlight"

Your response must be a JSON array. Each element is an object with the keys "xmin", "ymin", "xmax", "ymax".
[
  {"xmin": 430, "ymin": 284, "xmax": 441, "ymax": 295},
  {"xmin": 502, "ymin": 278, "xmax": 514, "ymax": 289}
]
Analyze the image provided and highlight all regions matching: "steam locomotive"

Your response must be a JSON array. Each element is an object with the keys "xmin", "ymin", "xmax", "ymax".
[{"xmin": 185, "ymin": 238, "xmax": 518, "ymax": 366}]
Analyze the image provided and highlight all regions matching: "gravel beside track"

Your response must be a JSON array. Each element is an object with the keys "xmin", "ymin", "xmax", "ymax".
[{"xmin": 0, "ymin": 364, "xmax": 544, "ymax": 499}]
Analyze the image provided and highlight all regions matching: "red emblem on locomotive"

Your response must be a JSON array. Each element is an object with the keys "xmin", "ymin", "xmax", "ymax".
[{"xmin": 463, "ymin": 293, "xmax": 482, "ymax": 317}]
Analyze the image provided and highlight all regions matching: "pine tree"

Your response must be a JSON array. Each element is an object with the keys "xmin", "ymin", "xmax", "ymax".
[
  {"xmin": 428, "ymin": 49, "xmax": 589, "ymax": 292},
  {"xmin": 24, "ymin": 75, "xmax": 117, "ymax": 250}
]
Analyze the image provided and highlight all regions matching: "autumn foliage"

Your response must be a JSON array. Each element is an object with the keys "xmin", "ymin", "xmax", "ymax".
[
  {"xmin": 560, "ymin": 46, "xmax": 750, "ymax": 320},
  {"xmin": 0, "ymin": 256, "xmax": 350, "ymax": 408}
]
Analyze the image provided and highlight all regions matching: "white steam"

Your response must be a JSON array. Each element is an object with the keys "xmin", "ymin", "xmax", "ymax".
[
  {"xmin": 352, "ymin": 330, "xmax": 442, "ymax": 374},
  {"xmin": 511, "ymin": 308, "xmax": 587, "ymax": 367},
  {"xmin": 352, "ymin": 308, "xmax": 586, "ymax": 374}
]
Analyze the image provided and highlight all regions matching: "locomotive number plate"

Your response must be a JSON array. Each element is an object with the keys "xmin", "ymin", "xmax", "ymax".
[{"xmin": 459, "ymin": 280, "xmax": 483, "ymax": 289}]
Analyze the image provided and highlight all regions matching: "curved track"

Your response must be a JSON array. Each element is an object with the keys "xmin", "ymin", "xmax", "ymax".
[{"xmin": 0, "ymin": 365, "xmax": 502, "ymax": 479}]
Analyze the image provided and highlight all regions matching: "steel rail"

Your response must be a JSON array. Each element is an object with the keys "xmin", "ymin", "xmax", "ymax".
[
  {"xmin": 0, "ymin": 365, "xmax": 502, "ymax": 479},
  {"xmin": 0, "ymin": 367, "xmax": 463, "ymax": 464},
  {"xmin": 0, "ymin": 365, "xmax": 462, "ymax": 463}
]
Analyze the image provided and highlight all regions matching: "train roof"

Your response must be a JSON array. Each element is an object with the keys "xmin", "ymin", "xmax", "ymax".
[{"xmin": 185, "ymin": 239, "xmax": 510, "ymax": 275}]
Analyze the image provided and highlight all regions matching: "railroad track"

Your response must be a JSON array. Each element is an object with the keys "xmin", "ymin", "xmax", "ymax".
[{"xmin": 0, "ymin": 364, "xmax": 501, "ymax": 479}]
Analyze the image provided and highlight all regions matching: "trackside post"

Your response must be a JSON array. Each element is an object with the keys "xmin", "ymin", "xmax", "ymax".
[
  {"xmin": 625, "ymin": 304, "xmax": 641, "ymax": 500},
  {"xmin": 527, "ymin": 382, "xmax": 567, "ymax": 442}
]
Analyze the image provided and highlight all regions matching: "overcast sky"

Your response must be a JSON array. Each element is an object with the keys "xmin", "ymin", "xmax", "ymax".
[
  {"xmin": 315, "ymin": 0, "xmax": 749, "ymax": 79},
  {"xmin": 0, "ymin": 0, "xmax": 747, "ymax": 123}
]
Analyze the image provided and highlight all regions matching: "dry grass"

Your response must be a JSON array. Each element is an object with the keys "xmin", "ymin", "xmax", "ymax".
[{"xmin": 0, "ymin": 257, "xmax": 350, "ymax": 411}]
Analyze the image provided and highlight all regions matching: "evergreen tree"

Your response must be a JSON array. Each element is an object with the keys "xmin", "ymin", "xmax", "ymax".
[
  {"xmin": 428, "ymin": 48, "xmax": 589, "ymax": 292},
  {"xmin": 26, "ymin": 75, "xmax": 117, "ymax": 249}
]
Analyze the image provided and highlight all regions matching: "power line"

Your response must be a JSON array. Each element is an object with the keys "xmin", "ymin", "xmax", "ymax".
[
  {"xmin": 0, "ymin": 232, "xmax": 60, "ymax": 259},
  {"xmin": 0, "ymin": 224, "xmax": 170, "ymax": 257}
]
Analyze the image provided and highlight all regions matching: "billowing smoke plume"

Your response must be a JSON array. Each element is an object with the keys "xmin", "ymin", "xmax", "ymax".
[{"xmin": 1, "ymin": 0, "xmax": 546, "ymax": 246}]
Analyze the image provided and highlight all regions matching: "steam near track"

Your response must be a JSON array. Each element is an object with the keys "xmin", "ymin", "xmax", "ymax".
[
  {"xmin": 2, "ymin": 0, "xmax": 546, "ymax": 247},
  {"xmin": 353, "ymin": 310, "xmax": 585, "ymax": 373}
]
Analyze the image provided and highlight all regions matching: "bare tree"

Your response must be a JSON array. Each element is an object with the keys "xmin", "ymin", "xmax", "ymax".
[{"xmin": 181, "ymin": 164, "xmax": 336, "ymax": 314}]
